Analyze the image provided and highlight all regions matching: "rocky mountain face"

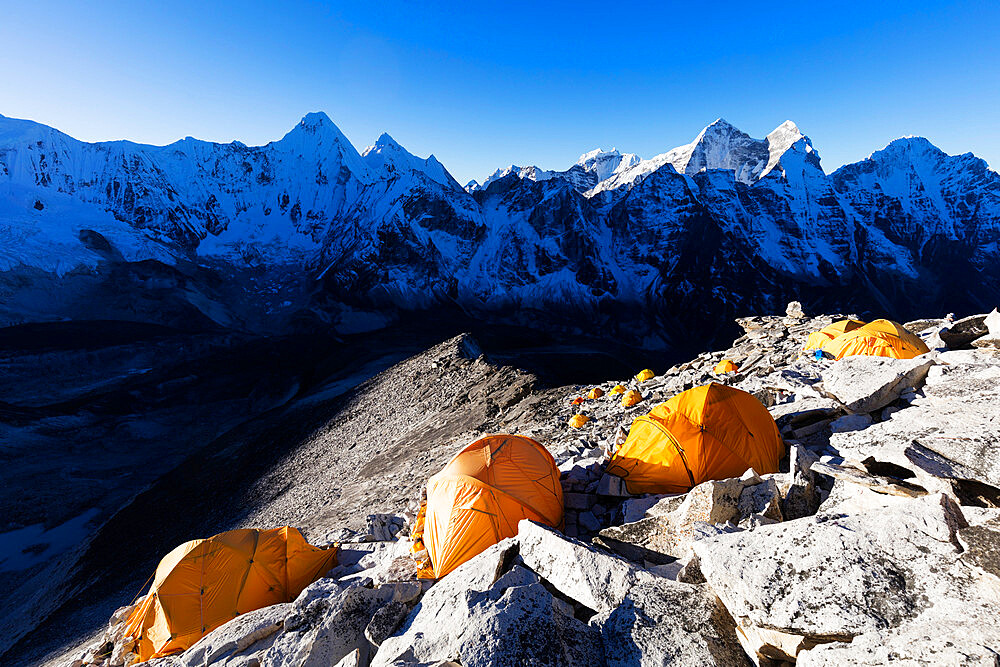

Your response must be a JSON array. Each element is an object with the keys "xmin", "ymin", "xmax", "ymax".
[
  {"xmin": 1, "ymin": 113, "xmax": 998, "ymax": 347},
  {"xmin": 46, "ymin": 304, "xmax": 1000, "ymax": 667}
]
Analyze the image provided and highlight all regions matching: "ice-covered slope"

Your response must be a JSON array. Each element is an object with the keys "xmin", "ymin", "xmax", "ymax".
[{"xmin": 1, "ymin": 112, "xmax": 998, "ymax": 343}]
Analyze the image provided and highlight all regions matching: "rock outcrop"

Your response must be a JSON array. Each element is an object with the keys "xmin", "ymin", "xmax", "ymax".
[{"xmin": 56, "ymin": 304, "xmax": 1000, "ymax": 667}]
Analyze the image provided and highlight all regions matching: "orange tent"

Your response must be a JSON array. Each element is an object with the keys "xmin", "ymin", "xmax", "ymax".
[
  {"xmin": 609, "ymin": 384, "xmax": 626, "ymax": 395},
  {"xmin": 568, "ymin": 414, "xmax": 590, "ymax": 428},
  {"xmin": 606, "ymin": 383, "xmax": 784, "ymax": 494},
  {"xmin": 822, "ymin": 319, "xmax": 929, "ymax": 360},
  {"xmin": 418, "ymin": 435, "xmax": 563, "ymax": 579},
  {"xmin": 713, "ymin": 359, "xmax": 738, "ymax": 374},
  {"xmin": 587, "ymin": 387, "xmax": 604, "ymax": 399},
  {"xmin": 123, "ymin": 527, "xmax": 337, "ymax": 662},
  {"xmin": 802, "ymin": 319, "xmax": 866, "ymax": 353},
  {"xmin": 621, "ymin": 389, "xmax": 643, "ymax": 407}
]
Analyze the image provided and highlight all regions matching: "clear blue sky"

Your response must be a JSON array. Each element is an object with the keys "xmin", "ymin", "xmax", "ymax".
[{"xmin": 2, "ymin": 1, "xmax": 998, "ymax": 184}]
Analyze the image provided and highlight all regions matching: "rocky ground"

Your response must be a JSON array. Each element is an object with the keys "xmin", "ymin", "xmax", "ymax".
[{"xmin": 49, "ymin": 305, "xmax": 1000, "ymax": 665}]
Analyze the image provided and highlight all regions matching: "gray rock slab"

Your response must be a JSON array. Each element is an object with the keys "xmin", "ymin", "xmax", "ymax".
[
  {"xmin": 517, "ymin": 520, "xmax": 653, "ymax": 613},
  {"xmin": 600, "ymin": 579, "xmax": 747, "ymax": 667},
  {"xmin": 365, "ymin": 600, "xmax": 409, "ymax": 647},
  {"xmin": 373, "ymin": 562, "xmax": 603, "ymax": 667},
  {"xmin": 620, "ymin": 494, "xmax": 673, "ymax": 523},
  {"xmin": 831, "ymin": 357, "xmax": 1000, "ymax": 489},
  {"xmin": 810, "ymin": 461, "xmax": 927, "ymax": 498},
  {"xmin": 940, "ymin": 314, "xmax": 989, "ymax": 349},
  {"xmin": 594, "ymin": 516, "xmax": 678, "ymax": 566},
  {"xmin": 829, "ymin": 413, "xmax": 872, "ymax": 433},
  {"xmin": 957, "ymin": 519, "xmax": 1000, "ymax": 580},
  {"xmin": 821, "ymin": 356, "xmax": 934, "ymax": 414},
  {"xmin": 693, "ymin": 494, "xmax": 991, "ymax": 662},
  {"xmin": 263, "ymin": 582, "xmax": 396, "ymax": 667},
  {"xmin": 797, "ymin": 619, "xmax": 1000, "ymax": 666},
  {"xmin": 176, "ymin": 603, "xmax": 290, "ymax": 666}
]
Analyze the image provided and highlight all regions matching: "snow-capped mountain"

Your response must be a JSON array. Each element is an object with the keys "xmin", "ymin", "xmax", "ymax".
[
  {"xmin": 586, "ymin": 119, "xmax": 816, "ymax": 195},
  {"xmin": 361, "ymin": 133, "xmax": 459, "ymax": 190},
  {"xmin": 576, "ymin": 148, "xmax": 640, "ymax": 182},
  {"xmin": 0, "ymin": 112, "xmax": 997, "ymax": 347}
]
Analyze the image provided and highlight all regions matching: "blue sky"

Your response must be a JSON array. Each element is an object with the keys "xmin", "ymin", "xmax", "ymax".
[{"xmin": 2, "ymin": 1, "xmax": 997, "ymax": 184}]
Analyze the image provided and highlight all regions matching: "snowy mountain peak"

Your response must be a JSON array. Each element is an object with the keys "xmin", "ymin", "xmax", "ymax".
[
  {"xmin": 770, "ymin": 119, "xmax": 801, "ymax": 137},
  {"xmin": 298, "ymin": 111, "xmax": 335, "ymax": 130},
  {"xmin": 661, "ymin": 118, "xmax": 765, "ymax": 184},
  {"xmin": 702, "ymin": 118, "xmax": 739, "ymax": 134},
  {"xmin": 465, "ymin": 179, "xmax": 481, "ymax": 193},
  {"xmin": 274, "ymin": 112, "xmax": 371, "ymax": 181},
  {"xmin": 762, "ymin": 120, "xmax": 817, "ymax": 178},
  {"xmin": 877, "ymin": 136, "xmax": 943, "ymax": 160},
  {"xmin": 281, "ymin": 112, "xmax": 355, "ymax": 147},
  {"xmin": 586, "ymin": 119, "xmax": 820, "ymax": 195},
  {"xmin": 481, "ymin": 164, "xmax": 556, "ymax": 190},
  {"xmin": 575, "ymin": 148, "xmax": 641, "ymax": 183},
  {"xmin": 361, "ymin": 131, "xmax": 458, "ymax": 189},
  {"xmin": 577, "ymin": 147, "xmax": 620, "ymax": 164},
  {"xmin": 371, "ymin": 132, "xmax": 403, "ymax": 150}
]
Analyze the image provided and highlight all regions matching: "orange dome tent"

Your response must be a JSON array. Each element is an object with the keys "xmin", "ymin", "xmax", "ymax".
[
  {"xmin": 606, "ymin": 383, "xmax": 784, "ymax": 494},
  {"xmin": 568, "ymin": 414, "xmax": 590, "ymax": 428},
  {"xmin": 822, "ymin": 319, "xmax": 929, "ymax": 360},
  {"xmin": 621, "ymin": 389, "xmax": 643, "ymax": 407},
  {"xmin": 587, "ymin": 387, "xmax": 605, "ymax": 399},
  {"xmin": 417, "ymin": 435, "xmax": 563, "ymax": 579},
  {"xmin": 802, "ymin": 319, "xmax": 866, "ymax": 353},
  {"xmin": 713, "ymin": 359, "xmax": 738, "ymax": 374},
  {"xmin": 122, "ymin": 527, "xmax": 337, "ymax": 662}
]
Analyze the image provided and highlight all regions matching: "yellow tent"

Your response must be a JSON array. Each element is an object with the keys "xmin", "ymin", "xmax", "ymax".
[
  {"xmin": 621, "ymin": 389, "xmax": 643, "ymax": 407},
  {"xmin": 568, "ymin": 414, "xmax": 590, "ymax": 428},
  {"xmin": 606, "ymin": 383, "xmax": 784, "ymax": 494},
  {"xmin": 609, "ymin": 384, "xmax": 626, "ymax": 395},
  {"xmin": 822, "ymin": 319, "xmax": 929, "ymax": 360},
  {"xmin": 587, "ymin": 387, "xmax": 605, "ymax": 399},
  {"xmin": 635, "ymin": 369, "xmax": 655, "ymax": 382},
  {"xmin": 802, "ymin": 319, "xmax": 866, "ymax": 353},
  {"xmin": 713, "ymin": 359, "xmax": 738, "ymax": 374},
  {"xmin": 418, "ymin": 435, "xmax": 563, "ymax": 579},
  {"xmin": 123, "ymin": 527, "xmax": 337, "ymax": 662}
]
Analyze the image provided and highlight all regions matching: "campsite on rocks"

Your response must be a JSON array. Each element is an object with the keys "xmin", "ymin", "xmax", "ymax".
[
  {"xmin": 5, "ymin": 4, "xmax": 1000, "ymax": 664},
  {"xmin": 4, "ymin": 302, "xmax": 999, "ymax": 666}
]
